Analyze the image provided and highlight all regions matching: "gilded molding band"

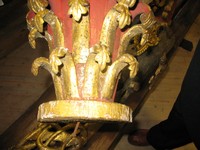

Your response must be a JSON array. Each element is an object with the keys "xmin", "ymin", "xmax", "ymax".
[{"xmin": 38, "ymin": 100, "xmax": 133, "ymax": 122}]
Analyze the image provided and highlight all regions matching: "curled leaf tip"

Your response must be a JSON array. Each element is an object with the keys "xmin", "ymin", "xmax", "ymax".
[
  {"xmin": 31, "ymin": 67, "xmax": 38, "ymax": 76},
  {"xmin": 68, "ymin": 0, "xmax": 89, "ymax": 21},
  {"xmin": 94, "ymin": 44, "xmax": 110, "ymax": 71}
]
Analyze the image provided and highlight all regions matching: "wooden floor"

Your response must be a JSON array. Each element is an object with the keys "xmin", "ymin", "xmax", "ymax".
[
  {"xmin": 115, "ymin": 15, "xmax": 200, "ymax": 150},
  {"xmin": 0, "ymin": 30, "xmax": 51, "ymax": 134}
]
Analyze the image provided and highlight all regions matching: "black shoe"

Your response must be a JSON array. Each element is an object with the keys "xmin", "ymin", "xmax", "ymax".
[{"xmin": 128, "ymin": 129, "xmax": 149, "ymax": 146}]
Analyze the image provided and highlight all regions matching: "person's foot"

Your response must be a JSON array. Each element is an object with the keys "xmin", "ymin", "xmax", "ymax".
[{"xmin": 128, "ymin": 129, "xmax": 149, "ymax": 146}]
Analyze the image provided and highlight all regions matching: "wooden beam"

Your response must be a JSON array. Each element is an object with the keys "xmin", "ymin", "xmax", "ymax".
[
  {"xmin": 0, "ymin": 0, "xmax": 28, "ymax": 59},
  {"xmin": 0, "ymin": 85, "xmax": 55, "ymax": 149}
]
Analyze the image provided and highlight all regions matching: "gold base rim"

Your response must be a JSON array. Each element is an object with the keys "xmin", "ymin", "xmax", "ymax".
[{"xmin": 37, "ymin": 100, "xmax": 133, "ymax": 123}]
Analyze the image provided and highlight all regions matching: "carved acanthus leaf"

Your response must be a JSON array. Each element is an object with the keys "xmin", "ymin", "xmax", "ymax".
[
  {"xmin": 94, "ymin": 44, "xmax": 110, "ymax": 71},
  {"xmin": 49, "ymin": 48, "xmax": 68, "ymax": 74},
  {"xmin": 34, "ymin": 10, "xmax": 49, "ymax": 32},
  {"xmin": 115, "ymin": 54, "xmax": 138, "ymax": 78},
  {"xmin": 115, "ymin": 0, "xmax": 136, "ymax": 29},
  {"xmin": 68, "ymin": 0, "xmax": 89, "ymax": 21},
  {"xmin": 28, "ymin": 0, "xmax": 48, "ymax": 13},
  {"xmin": 32, "ymin": 47, "xmax": 68, "ymax": 76},
  {"xmin": 32, "ymin": 57, "xmax": 52, "ymax": 76},
  {"xmin": 28, "ymin": 28, "xmax": 44, "ymax": 49},
  {"xmin": 101, "ymin": 53, "xmax": 138, "ymax": 99}
]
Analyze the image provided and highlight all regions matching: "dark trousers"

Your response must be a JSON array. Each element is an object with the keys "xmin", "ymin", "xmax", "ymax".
[{"xmin": 147, "ymin": 41, "xmax": 200, "ymax": 150}]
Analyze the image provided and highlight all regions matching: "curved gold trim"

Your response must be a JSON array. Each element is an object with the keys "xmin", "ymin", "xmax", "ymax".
[
  {"xmin": 14, "ymin": 123, "xmax": 88, "ymax": 149},
  {"xmin": 38, "ymin": 100, "xmax": 133, "ymax": 122}
]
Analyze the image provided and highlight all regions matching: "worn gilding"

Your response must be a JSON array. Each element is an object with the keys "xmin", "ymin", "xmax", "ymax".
[
  {"xmin": 13, "ymin": 0, "xmax": 165, "ymax": 149},
  {"xmin": 38, "ymin": 100, "xmax": 133, "ymax": 122},
  {"xmin": 26, "ymin": 0, "xmax": 160, "ymax": 122}
]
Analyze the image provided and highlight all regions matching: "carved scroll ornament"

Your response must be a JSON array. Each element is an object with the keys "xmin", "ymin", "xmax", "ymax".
[{"xmin": 14, "ymin": 0, "xmax": 163, "ymax": 149}]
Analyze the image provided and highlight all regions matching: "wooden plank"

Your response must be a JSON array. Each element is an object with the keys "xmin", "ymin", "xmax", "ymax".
[
  {"xmin": 83, "ymin": 123, "xmax": 126, "ymax": 150},
  {"xmin": 0, "ymin": 41, "xmax": 51, "ymax": 134},
  {"xmin": 0, "ymin": 0, "xmax": 27, "ymax": 22},
  {"xmin": 0, "ymin": 0, "xmax": 28, "ymax": 58},
  {"xmin": 0, "ymin": 85, "xmax": 55, "ymax": 149},
  {"xmin": 169, "ymin": 0, "xmax": 200, "ymax": 55}
]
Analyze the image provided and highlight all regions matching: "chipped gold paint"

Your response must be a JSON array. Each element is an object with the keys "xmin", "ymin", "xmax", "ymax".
[
  {"xmin": 26, "ymin": 0, "xmax": 160, "ymax": 122},
  {"xmin": 15, "ymin": 0, "xmax": 164, "ymax": 149},
  {"xmin": 38, "ymin": 100, "xmax": 133, "ymax": 122}
]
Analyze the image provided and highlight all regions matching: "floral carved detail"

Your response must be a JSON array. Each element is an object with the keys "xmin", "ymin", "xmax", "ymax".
[
  {"xmin": 26, "ymin": 0, "xmax": 165, "ymax": 103},
  {"xmin": 114, "ymin": 0, "xmax": 136, "ymax": 29},
  {"xmin": 21, "ymin": 1, "xmax": 165, "ymax": 149},
  {"xmin": 94, "ymin": 44, "xmax": 110, "ymax": 71},
  {"xmin": 68, "ymin": 0, "xmax": 89, "ymax": 21}
]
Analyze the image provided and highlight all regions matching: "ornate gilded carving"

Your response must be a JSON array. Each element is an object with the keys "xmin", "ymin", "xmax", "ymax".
[
  {"xmin": 25, "ymin": 0, "xmax": 164, "ymax": 122},
  {"xmin": 68, "ymin": 0, "xmax": 89, "ymax": 21},
  {"xmin": 13, "ymin": 123, "xmax": 87, "ymax": 150},
  {"xmin": 129, "ymin": 21, "xmax": 166, "ymax": 56},
  {"xmin": 27, "ymin": 0, "xmax": 148, "ymax": 122},
  {"xmin": 114, "ymin": 0, "xmax": 137, "ymax": 29},
  {"xmin": 150, "ymin": 0, "xmax": 175, "ymax": 20},
  {"xmin": 21, "ymin": 0, "xmax": 164, "ymax": 149}
]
